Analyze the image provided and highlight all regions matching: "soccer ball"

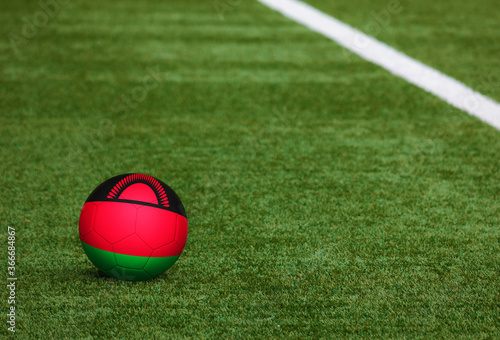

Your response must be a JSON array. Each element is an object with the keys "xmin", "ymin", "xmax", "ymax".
[{"xmin": 79, "ymin": 173, "xmax": 188, "ymax": 281}]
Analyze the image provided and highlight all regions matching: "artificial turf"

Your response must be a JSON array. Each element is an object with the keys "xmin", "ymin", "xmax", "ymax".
[
  {"xmin": 0, "ymin": 0, "xmax": 499, "ymax": 338},
  {"xmin": 305, "ymin": 0, "xmax": 500, "ymax": 101}
]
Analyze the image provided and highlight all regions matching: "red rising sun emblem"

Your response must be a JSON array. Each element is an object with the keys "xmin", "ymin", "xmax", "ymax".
[{"xmin": 106, "ymin": 173, "xmax": 169, "ymax": 207}]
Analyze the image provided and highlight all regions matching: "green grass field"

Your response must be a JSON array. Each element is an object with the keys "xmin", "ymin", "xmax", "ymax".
[{"xmin": 1, "ymin": 0, "xmax": 499, "ymax": 338}]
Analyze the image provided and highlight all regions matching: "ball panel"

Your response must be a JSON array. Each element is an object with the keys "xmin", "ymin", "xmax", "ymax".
[
  {"xmin": 143, "ymin": 255, "xmax": 180, "ymax": 278},
  {"xmin": 175, "ymin": 215, "xmax": 188, "ymax": 249},
  {"xmin": 105, "ymin": 266, "xmax": 151, "ymax": 282},
  {"xmin": 93, "ymin": 202, "xmax": 137, "ymax": 244},
  {"xmin": 81, "ymin": 230, "xmax": 113, "ymax": 252},
  {"xmin": 79, "ymin": 202, "xmax": 97, "ymax": 237},
  {"xmin": 136, "ymin": 206, "xmax": 177, "ymax": 249},
  {"xmin": 81, "ymin": 241, "xmax": 116, "ymax": 271},
  {"xmin": 112, "ymin": 234, "xmax": 153, "ymax": 257},
  {"xmin": 114, "ymin": 251, "xmax": 150, "ymax": 269},
  {"xmin": 150, "ymin": 240, "xmax": 182, "ymax": 257}
]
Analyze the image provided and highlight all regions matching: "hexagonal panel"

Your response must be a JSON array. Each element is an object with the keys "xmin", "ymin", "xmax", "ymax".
[
  {"xmin": 114, "ymin": 252, "xmax": 150, "ymax": 270},
  {"xmin": 175, "ymin": 215, "xmax": 188, "ymax": 249},
  {"xmin": 136, "ymin": 206, "xmax": 176, "ymax": 249},
  {"xmin": 113, "ymin": 234, "xmax": 152, "ymax": 258},
  {"xmin": 93, "ymin": 202, "xmax": 137, "ymax": 244},
  {"xmin": 79, "ymin": 202, "xmax": 97, "ymax": 237},
  {"xmin": 151, "ymin": 240, "xmax": 182, "ymax": 257},
  {"xmin": 143, "ymin": 255, "xmax": 179, "ymax": 278},
  {"xmin": 81, "ymin": 240, "xmax": 116, "ymax": 271},
  {"xmin": 81, "ymin": 230, "xmax": 113, "ymax": 253}
]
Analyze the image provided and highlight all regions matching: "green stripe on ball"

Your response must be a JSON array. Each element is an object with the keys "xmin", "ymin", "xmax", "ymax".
[{"xmin": 81, "ymin": 242, "xmax": 180, "ymax": 281}]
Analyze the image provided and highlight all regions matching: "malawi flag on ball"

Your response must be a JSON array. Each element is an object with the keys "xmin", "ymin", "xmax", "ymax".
[{"xmin": 79, "ymin": 174, "xmax": 188, "ymax": 281}]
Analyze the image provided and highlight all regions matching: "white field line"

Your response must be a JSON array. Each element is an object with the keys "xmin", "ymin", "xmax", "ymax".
[{"xmin": 258, "ymin": 0, "xmax": 500, "ymax": 130}]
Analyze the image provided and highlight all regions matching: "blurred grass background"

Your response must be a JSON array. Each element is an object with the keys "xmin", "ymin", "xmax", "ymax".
[{"xmin": 307, "ymin": 0, "xmax": 500, "ymax": 101}]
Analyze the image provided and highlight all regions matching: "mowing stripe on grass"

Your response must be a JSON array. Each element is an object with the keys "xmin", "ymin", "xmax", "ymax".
[{"xmin": 258, "ymin": 0, "xmax": 500, "ymax": 130}]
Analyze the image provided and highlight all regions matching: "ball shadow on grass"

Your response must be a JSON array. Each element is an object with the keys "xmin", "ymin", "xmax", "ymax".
[{"xmin": 81, "ymin": 266, "xmax": 178, "ymax": 284}]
